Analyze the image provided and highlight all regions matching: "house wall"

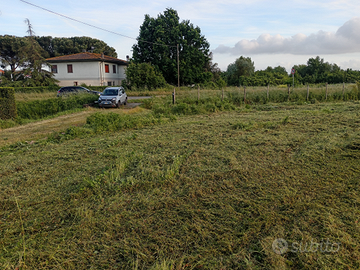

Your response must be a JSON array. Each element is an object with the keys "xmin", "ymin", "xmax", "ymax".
[{"xmin": 50, "ymin": 61, "xmax": 126, "ymax": 86}]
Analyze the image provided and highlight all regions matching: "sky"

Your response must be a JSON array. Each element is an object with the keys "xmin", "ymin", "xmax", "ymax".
[{"xmin": 1, "ymin": 0, "xmax": 360, "ymax": 73}]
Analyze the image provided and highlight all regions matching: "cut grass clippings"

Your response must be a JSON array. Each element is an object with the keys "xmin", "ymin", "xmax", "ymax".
[{"xmin": 1, "ymin": 102, "xmax": 360, "ymax": 269}]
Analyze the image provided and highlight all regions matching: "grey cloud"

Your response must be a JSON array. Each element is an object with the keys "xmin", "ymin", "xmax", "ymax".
[
  {"xmin": 336, "ymin": 17, "xmax": 360, "ymax": 43},
  {"xmin": 213, "ymin": 17, "xmax": 360, "ymax": 55}
]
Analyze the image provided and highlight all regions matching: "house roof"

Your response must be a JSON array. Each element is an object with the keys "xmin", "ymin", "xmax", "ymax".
[
  {"xmin": 0, "ymin": 70, "xmax": 4, "ymax": 74},
  {"xmin": 46, "ymin": 52, "xmax": 128, "ymax": 65}
]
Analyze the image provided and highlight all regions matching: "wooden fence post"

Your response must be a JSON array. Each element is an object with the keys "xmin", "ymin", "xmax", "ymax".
[
  {"xmin": 244, "ymin": 86, "xmax": 246, "ymax": 103},
  {"xmin": 325, "ymin": 82, "xmax": 328, "ymax": 100},
  {"xmin": 172, "ymin": 88, "xmax": 176, "ymax": 104},
  {"xmin": 307, "ymin": 84, "xmax": 310, "ymax": 101},
  {"xmin": 288, "ymin": 85, "xmax": 290, "ymax": 101}
]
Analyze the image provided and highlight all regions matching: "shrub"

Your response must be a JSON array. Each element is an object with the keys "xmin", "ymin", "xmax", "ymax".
[
  {"xmin": 124, "ymin": 62, "xmax": 167, "ymax": 91},
  {"xmin": 16, "ymin": 94, "xmax": 98, "ymax": 120},
  {"xmin": 0, "ymin": 87, "xmax": 17, "ymax": 120}
]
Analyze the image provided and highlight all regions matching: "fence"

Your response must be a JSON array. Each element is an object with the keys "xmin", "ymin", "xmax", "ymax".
[{"xmin": 171, "ymin": 83, "xmax": 360, "ymax": 104}]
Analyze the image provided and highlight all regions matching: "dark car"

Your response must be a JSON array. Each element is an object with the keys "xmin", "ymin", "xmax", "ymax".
[{"xmin": 57, "ymin": 86, "xmax": 101, "ymax": 97}]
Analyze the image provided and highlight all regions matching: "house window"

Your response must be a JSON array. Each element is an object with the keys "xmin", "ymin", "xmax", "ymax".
[
  {"xmin": 105, "ymin": 64, "xmax": 110, "ymax": 73},
  {"xmin": 107, "ymin": 81, "xmax": 112, "ymax": 86},
  {"xmin": 67, "ymin": 64, "xmax": 73, "ymax": 73},
  {"xmin": 74, "ymin": 82, "xmax": 78, "ymax": 86},
  {"xmin": 51, "ymin": 65, "xmax": 58, "ymax": 73},
  {"xmin": 113, "ymin": 65, "xmax": 116, "ymax": 73}
]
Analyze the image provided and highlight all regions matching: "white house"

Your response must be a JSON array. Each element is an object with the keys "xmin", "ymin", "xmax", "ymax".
[{"xmin": 46, "ymin": 52, "xmax": 128, "ymax": 87}]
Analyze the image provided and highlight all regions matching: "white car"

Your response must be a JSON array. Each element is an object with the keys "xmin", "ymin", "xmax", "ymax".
[{"xmin": 98, "ymin": 87, "xmax": 127, "ymax": 108}]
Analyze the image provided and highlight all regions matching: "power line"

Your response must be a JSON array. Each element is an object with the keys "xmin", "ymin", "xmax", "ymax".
[{"xmin": 19, "ymin": 0, "xmax": 176, "ymax": 48}]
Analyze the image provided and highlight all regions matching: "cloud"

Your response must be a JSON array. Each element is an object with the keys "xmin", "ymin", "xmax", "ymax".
[{"xmin": 213, "ymin": 17, "xmax": 360, "ymax": 55}]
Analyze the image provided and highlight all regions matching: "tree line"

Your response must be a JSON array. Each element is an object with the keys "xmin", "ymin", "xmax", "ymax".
[{"xmin": 224, "ymin": 55, "xmax": 360, "ymax": 87}]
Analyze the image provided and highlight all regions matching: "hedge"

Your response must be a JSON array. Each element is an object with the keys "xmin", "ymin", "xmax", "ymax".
[
  {"xmin": 14, "ymin": 85, "xmax": 59, "ymax": 93},
  {"xmin": 0, "ymin": 87, "xmax": 17, "ymax": 120}
]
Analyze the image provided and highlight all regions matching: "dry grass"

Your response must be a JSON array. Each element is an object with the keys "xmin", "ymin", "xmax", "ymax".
[{"xmin": 14, "ymin": 92, "xmax": 57, "ymax": 102}]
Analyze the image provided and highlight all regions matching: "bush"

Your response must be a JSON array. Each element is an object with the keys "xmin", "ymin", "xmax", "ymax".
[
  {"xmin": 0, "ymin": 87, "xmax": 17, "ymax": 120},
  {"xmin": 123, "ymin": 62, "xmax": 167, "ymax": 91},
  {"xmin": 16, "ymin": 94, "xmax": 98, "ymax": 120}
]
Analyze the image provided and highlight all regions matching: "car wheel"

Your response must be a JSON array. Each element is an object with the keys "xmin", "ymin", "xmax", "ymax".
[
  {"xmin": 124, "ymin": 98, "xmax": 127, "ymax": 105},
  {"xmin": 116, "ymin": 101, "xmax": 120, "ymax": 108}
]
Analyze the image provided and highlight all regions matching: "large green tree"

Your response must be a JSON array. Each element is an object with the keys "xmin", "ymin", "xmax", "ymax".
[{"xmin": 132, "ymin": 8, "xmax": 212, "ymax": 86}]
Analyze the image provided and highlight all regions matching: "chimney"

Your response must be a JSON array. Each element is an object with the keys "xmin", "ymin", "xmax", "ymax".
[{"xmin": 126, "ymin": 55, "xmax": 130, "ymax": 62}]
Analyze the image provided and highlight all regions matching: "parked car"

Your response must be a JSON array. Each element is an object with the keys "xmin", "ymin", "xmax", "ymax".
[
  {"xmin": 57, "ymin": 86, "xmax": 101, "ymax": 97},
  {"xmin": 98, "ymin": 87, "xmax": 128, "ymax": 108}
]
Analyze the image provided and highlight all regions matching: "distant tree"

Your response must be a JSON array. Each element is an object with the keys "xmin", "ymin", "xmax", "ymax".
[
  {"xmin": 292, "ymin": 56, "xmax": 352, "ymax": 84},
  {"xmin": 226, "ymin": 56, "xmax": 255, "ymax": 86},
  {"xmin": 250, "ymin": 66, "xmax": 289, "ymax": 86},
  {"xmin": 344, "ymin": 68, "xmax": 360, "ymax": 83},
  {"xmin": 271, "ymin": 66, "xmax": 288, "ymax": 75},
  {"xmin": 0, "ymin": 35, "xmax": 28, "ymax": 80},
  {"xmin": 0, "ymin": 20, "xmax": 58, "ymax": 86},
  {"xmin": 35, "ymin": 36, "xmax": 117, "ymax": 58},
  {"xmin": 20, "ymin": 19, "xmax": 57, "ymax": 86},
  {"xmin": 132, "ymin": 8, "xmax": 212, "ymax": 86},
  {"xmin": 204, "ymin": 55, "xmax": 226, "ymax": 88}
]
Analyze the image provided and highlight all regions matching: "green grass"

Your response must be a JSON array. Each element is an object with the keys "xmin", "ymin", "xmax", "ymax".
[{"xmin": 1, "ymin": 99, "xmax": 360, "ymax": 269}]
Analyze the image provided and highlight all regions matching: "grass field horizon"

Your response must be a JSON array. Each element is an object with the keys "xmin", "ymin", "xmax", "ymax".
[{"xmin": 1, "ymin": 99, "xmax": 360, "ymax": 269}]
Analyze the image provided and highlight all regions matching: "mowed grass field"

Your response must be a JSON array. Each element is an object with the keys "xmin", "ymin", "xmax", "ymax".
[{"xmin": 1, "ymin": 101, "xmax": 360, "ymax": 269}]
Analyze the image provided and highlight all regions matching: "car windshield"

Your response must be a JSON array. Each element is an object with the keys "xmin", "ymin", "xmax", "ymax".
[{"xmin": 102, "ymin": 89, "xmax": 118, "ymax": 96}]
